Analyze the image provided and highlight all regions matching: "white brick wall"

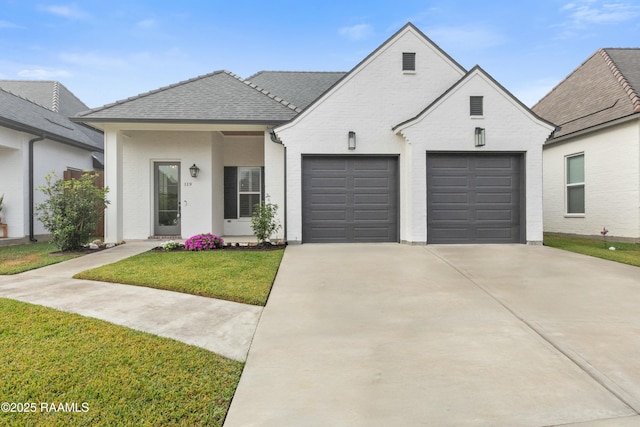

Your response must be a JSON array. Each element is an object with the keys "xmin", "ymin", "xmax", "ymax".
[
  {"xmin": 276, "ymin": 26, "xmax": 466, "ymax": 243},
  {"xmin": 275, "ymin": 27, "xmax": 552, "ymax": 244},
  {"xmin": 399, "ymin": 69, "xmax": 552, "ymax": 243},
  {"xmin": 543, "ymin": 120, "xmax": 640, "ymax": 239},
  {"xmin": 0, "ymin": 126, "xmax": 94, "ymax": 238}
]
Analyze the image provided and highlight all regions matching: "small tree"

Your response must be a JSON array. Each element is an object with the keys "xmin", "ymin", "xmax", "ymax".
[
  {"xmin": 251, "ymin": 197, "xmax": 282, "ymax": 245},
  {"xmin": 36, "ymin": 172, "xmax": 109, "ymax": 251}
]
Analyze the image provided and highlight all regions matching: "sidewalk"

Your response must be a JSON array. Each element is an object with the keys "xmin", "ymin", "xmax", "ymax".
[{"xmin": 0, "ymin": 242, "xmax": 262, "ymax": 361}]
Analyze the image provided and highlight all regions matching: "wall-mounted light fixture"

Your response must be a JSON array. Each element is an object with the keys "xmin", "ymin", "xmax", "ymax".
[
  {"xmin": 348, "ymin": 131, "xmax": 356, "ymax": 150},
  {"xmin": 189, "ymin": 163, "xmax": 200, "ymax": 178},
  {"xmin": 474, "ymin": 127, "xmax": 486, "ymax": 147}
]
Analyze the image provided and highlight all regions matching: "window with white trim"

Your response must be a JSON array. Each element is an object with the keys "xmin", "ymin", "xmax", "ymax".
[
  {"xmin": 238, "ymin": 167, "xmax": 262, "ymax": 217},
  {"xmin": 566, "ymin": 154, "xmax": 585, "ymax": 214}
]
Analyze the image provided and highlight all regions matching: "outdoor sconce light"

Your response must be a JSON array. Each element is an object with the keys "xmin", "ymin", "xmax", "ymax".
[
  {"xmin": 189, "ymin": 163, "xmax": 200, "ymax": 178},
  {"xmin": 348, "ymin": 131, "xmax": 356, "ymax": 150},
  {"xmin": 474, "ymin": 127, "xmax": 486, "ymax": 147}
]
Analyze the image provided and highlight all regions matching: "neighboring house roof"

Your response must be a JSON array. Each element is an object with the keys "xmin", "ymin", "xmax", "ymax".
[
  {"xmin": 246, "ymin": 71, "xmax": 347, "ymax": 110},
  {"xmin": 74, "ymin": 70, "xmax": 318, "ymax": 125},
  {"xmin": 0, "ymin": 80, "xmax": 90, "ymax": 118},
  {"xmin": 0, "ymin": 88, "xmax": 103, "ymax": 151},
  {"xmin": 532, "ymin": 48, "xmax": 640, "ymax": 139}
]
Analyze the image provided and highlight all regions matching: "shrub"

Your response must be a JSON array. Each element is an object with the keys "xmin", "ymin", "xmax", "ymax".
[
  {"xmin": 184, "ymin": 233, "xmax": 224, "ymax": 251},
  {"xmin": 36, "ymin": 172, "xmax": 109, "ymax": 251},
  {"xmin": 251, "ymin": 197, "xmax": 282, "ymax": 244}
]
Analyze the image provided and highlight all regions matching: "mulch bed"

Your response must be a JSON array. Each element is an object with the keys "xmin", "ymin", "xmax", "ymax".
[{"xmin": 152, "ymin": 242, "xmax": 287, "ymax": 252}]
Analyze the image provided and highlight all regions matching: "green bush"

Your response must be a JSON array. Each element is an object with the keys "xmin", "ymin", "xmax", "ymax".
[
  {"xmin": 36, "ymin": 172, "xmax": 109, "ymax": 251},
  {"xmin": 251, "ymin": 197, "xmax": 282, "ymax": 244}
]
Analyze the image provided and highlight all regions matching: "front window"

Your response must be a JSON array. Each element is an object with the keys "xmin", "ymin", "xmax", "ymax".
[
  {"xmin": 238, "ymin": 167, "xmax": 261, "ymax": 217},
  {"xmin": 566, "ymin": 154, "xmax": 585, "ymax": 214}
]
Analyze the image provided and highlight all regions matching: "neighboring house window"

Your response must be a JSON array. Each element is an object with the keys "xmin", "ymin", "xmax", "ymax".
[
  {"xmin": 224, "ymin": 166, "xmax": 265, "ymax": 219},
  {"xmin": 402, "ymin": 52, "xmax": 416, "ymax": 71},
  {"xmin": 566, "ymin": 154, "xmax": 585, "ymax": 215},
  {"xmin": 470, "ymin": 96, "xmax": 483, "ymax": 116}
]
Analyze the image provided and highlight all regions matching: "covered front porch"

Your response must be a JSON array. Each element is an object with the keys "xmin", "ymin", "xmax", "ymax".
[{"xmin": 101, "ymin": 123, "xmax": 285, "ymax": 244}]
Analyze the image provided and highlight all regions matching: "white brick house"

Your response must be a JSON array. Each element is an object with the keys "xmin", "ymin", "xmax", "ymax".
[
  {"xmin": 533, "ymin": 49, "xmax": 640, "ymax": 241},
  {"xmin": 76, "ymin": 23, "xmax": 553, "ymax": 244}
]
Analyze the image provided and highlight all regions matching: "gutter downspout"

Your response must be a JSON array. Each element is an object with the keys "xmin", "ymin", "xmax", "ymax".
[
  {"xmin": 29, "ymin": 134, "xmax": 46, "ymax": 242},
  {"xmin": 268, "ymin": 128, "xmax": 287, "ymax": 242}
]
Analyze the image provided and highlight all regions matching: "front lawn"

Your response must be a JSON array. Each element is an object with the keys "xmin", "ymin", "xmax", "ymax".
[
  {"xmin": 74, "ymin": 249, "xmax": 285, "ymax": 306},
  {"xmin": 544, "ymin": 234, "xmax": 640, "ymax": 267},
  {"xmin": 0, "ymin": 298, "xmax": 243, "ymax": 427},
  {"xmin": 0, "ymin": 242, "xmax": 79, "ymax": 275}
]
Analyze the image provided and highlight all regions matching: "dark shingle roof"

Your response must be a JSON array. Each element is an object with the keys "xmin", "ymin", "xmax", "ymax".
[
  {"xmin": 0, "ymin": 88, "xmax": 103, "ymax": 151},
  {"xmin": 0, "ymin": 80, "xmax": 90, "ymax": 117},
  {"xmin": 246, "ymin": 71, "xmax": 346, "ymax": 110},
  {"xmin": 75, "ymin": 71, "xmax": 303, "ymax": 124},
  {"xmin": 532, "ymin": 48, "xmax": 640, "ymax": 139}
]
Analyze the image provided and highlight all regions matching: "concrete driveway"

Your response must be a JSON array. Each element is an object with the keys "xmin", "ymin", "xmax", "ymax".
[{"xmin": 225, "ymin": 243, "xmax": 640, "ymax": 426}]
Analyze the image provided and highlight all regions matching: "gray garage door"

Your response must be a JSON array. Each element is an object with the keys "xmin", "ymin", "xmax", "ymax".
[
  {"xmin": 427, "ymin": 153, "xmax": 524, "ymax": 244},
  {"xmin": 302, "ymin": 156, "xmax": 399, "ymax": 243}
]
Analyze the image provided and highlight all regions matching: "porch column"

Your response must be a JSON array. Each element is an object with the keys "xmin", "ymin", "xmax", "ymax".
[{"xmin": 104, "ymin": 128, "xmax": 124, "ymax": 243}]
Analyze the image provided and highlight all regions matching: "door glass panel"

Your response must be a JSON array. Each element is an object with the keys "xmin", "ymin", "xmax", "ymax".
[{"xmin": 157, "ymin": 164, "xmax": 180, "ymax": 227}]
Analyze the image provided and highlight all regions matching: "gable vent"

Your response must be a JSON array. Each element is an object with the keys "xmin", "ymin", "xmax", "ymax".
[
  {"xmin": 470, "ymin": 96, "xmax": 483, "ymax": 116},
  {"xmin": 402, "ymin": 52, "xmax": 416, "ymax": 71}
]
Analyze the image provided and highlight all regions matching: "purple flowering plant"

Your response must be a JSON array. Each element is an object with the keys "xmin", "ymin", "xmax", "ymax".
[{"xmin": 184, "ymin": 233, "xmax": 224, "ymax": 251}]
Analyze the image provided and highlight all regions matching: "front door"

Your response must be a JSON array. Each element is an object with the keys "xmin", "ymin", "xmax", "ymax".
[{"xmin": 154, "ymin": 162, "xmax": 181, "ymax": 236}]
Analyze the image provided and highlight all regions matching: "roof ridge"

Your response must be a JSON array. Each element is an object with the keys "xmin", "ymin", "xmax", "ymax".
[
  {"xmin": 75, "ymin": 70, "xmax": 228, "ymax": 117},
  {"xmin": 224, "ymin": 71, "xmax": 302, "ymax": 113},
  {"xmin": 600, "ymin": 48, "xmax": 640, "ymax": 113},
  {"xmin": 52, "ymin": 81, "xmax": 60, "ymax": 112}
]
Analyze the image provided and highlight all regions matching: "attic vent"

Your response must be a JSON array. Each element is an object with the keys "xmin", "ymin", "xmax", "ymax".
[
  {"xmin": 402, "ymin": 52, "xmax": 416, "ymax": 71},
  {"xmin": 470, "ymin": 96, "xmax": 483, "ymax": 116}
]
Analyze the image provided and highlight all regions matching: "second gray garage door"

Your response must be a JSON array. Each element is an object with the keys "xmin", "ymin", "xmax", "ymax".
[
  {"xmin": 302, "ymin": 156, "xmax": 398, "ymax": 243},
  {"xmin": 427, "ymin": 153, "xmax": 524, "ymax": 244}
]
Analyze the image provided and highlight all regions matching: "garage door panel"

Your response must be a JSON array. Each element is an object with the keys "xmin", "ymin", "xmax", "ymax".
[
  {"xmin": 427, "ymin": 153, "xmax": 523, "ymax": 244},
  {"xmin": 476, "ymin": 193, "xmax": 512, "ymax": 204},
  {"xmin": 303, "ymin": 156, "xmax": 398, "ymax": 243}
]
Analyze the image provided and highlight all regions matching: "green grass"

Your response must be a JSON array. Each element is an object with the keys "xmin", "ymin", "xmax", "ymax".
[
  {"xmin": 74, "ymin": 249, "xmax": 285, "ymax": 306},
  {"xmin": 0, "ymin": 242, "xmax": 79, "ymax": 275},
  {"xmin": 544, "ymin": 234, "xmax": 640, "ymax": 267},
  {"xmin": 0, "ymin": 298, "xmax": 243, "ymax": 427}
]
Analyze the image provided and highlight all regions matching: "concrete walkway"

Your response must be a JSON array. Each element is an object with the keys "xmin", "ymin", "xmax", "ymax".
[
  {"xmin": 225, "ymin": 243, "xmax": 640, "ymax": 426},
  {"xmin": 0, "ymin": 242, "xmax": 262, "ymax": 361}
]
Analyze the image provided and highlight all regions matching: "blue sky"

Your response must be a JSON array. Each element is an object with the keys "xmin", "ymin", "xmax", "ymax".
[{"xmin": 0, "ymin": 0, "xmax": 638, "ymax": 108}]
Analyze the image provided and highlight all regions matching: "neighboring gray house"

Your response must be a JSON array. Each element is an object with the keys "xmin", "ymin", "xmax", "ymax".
[
  {"xmin": 0, "ymin": 81, "xmax": 103, "ymax": 243},
  {"xmin": 76, "ymin": 23, "xmax": 554, "ymax": 245},
  {"xmin": 532, "ymin": 48, "xmax": 640, "ymax": 241}
]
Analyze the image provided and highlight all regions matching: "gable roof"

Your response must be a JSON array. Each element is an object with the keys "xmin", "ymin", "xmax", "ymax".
[
  {"xmin": 246, "ymin": 71, "xmax": 346, "ymax": 110},
  {"xmin": 0, "ymin": 88, "xmax": 103, "ymax": 151},
  {"xmin": 0, "ymin": 80, "xmax": 91, "ymax": 118},
  {"xmin": 74, "ymin": 70, "xmax": 310, "ymax": 125},
  {"xmin": 394, "ymin": 65, "xmax": 553, "ymax": 132},
  {"xmin": 532, "ymin": 48, "xmax": 640, "ymax": 139}
]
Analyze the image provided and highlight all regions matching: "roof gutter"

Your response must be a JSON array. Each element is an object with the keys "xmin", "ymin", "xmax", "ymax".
[
  {"xmin": 545, "ymin": 112, "xmax": 640, "ymax": 146},
  {"xmin": 29, "ymin": 134, "xmax": 46, "ymax": 242}
]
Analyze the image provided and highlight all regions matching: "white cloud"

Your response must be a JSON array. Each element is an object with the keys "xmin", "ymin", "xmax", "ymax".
[
  {"xmin": 42, "ymin": 4, "xmax": 88, "ymax": 20},
  {"xmin": 338, "ymin": 23, "xmax": 373, "ymax": 41},
  {"xmin": 59, "ymin": 52, "xmax": 126, "ymax": 69},
  {"xmin": 18, "ymin": 68, "xmax": 72, "ymax": 79},
  {"xmin": 512, "ymin": 77, "xmax": 562, "ymax": 108},
  {"xmin": 427, "ymin": 26, "xmax": 505, "ymax": 51},
  {"xmin": 136, "ymin": 18, "xmax": 156, "ymax": 29},
  {"xmin": 0, "ymin": 20, "xmax": 23, "ymax": 29},
  {"xmin": 561, "ymin": 0, "xmax": 639, "ymax": 27}
]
